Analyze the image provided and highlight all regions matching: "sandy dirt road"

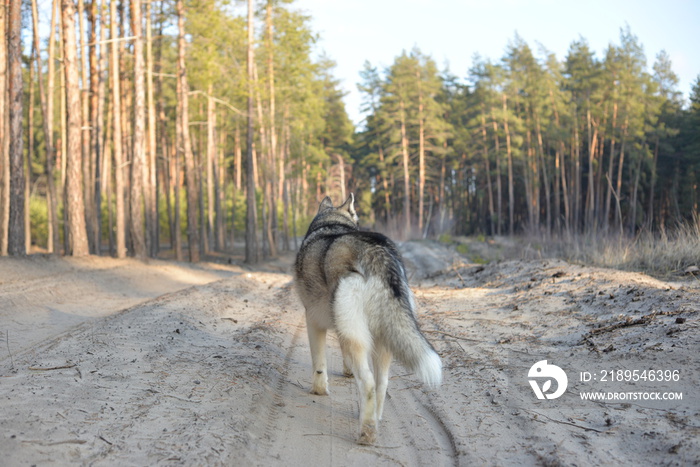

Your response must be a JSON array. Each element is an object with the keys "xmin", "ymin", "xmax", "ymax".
[{"xmin": 1, "ymin": 244, "xmax": 698, "ymax": 465}]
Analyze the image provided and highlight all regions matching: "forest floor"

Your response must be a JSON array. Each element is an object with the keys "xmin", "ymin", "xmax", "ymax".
[{"xmin": 1, "ymin": 239, "xmax": 699, "ymax": 466}]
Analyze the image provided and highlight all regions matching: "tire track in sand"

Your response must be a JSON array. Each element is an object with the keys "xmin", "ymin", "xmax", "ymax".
[
  {"xmin": 382, "ymin": 376, "xmax": 460, "ymax": 466},
  {"xmin": 255, "ymin": 309, "xmax": 460, "ymax": 466}
]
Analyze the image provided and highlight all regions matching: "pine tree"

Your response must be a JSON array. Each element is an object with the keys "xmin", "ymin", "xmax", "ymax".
[
  {"xmin": 130, "ymin": 0, "xmax": 147, "ymax": 259},
  {"xmin": 176, "ymin": 0, "xmax": 200, "ymax": 262},
  {"xmin": 110, "ymin": 0, "xmax": 126, "ymax": 258},
  {"xmin": 245, "ymin": 0, "xmax": 258, "ymax": 264},
  {"xmin": 7, "ymin": 0, "xmax": 24, "ymax": 255},
  {"xmin": 62, "ymin": 0, "xmax": 90, "ymax": 256}
]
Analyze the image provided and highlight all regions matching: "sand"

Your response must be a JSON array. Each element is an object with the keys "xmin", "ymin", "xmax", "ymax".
[{"xmin": 1, "ymin": 242, "xmax": 698, "ymax": 465}]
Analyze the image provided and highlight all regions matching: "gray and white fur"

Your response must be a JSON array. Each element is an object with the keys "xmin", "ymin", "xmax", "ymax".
[{"xmin": 294, "ymin": 193, "xmax": 442, "ymax": 445}]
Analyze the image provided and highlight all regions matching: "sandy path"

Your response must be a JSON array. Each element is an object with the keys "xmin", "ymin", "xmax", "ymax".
[
  {"xmin": 1, "ymin": 245, "xmax": 698, "ymax": 465},
  {"xmin": 251, "ymin": 308, "xmax": 459, "ymax": 466},
  {"xmin": 0, "ymin": 255, "xmax": 241, "ymax": 356}
]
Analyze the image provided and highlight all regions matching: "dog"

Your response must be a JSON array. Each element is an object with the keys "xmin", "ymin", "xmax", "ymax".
[{"xmin": 294, "ymin": 193, "xmax": 442, "ymax": 445}]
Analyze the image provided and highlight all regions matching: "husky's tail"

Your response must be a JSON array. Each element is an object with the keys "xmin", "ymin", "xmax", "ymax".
[
  {"xmin": 376, "ymin": 283, "xmax": 442, "ymax": 388},
  {"xmin": 358, "ymin": 251, "xmax": 442, "ymax": 388}
]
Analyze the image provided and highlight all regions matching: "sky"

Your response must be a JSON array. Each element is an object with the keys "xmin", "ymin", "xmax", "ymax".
[{"xmin": 294, "ymin": 0, "xmax": 700, "ymax": 127}]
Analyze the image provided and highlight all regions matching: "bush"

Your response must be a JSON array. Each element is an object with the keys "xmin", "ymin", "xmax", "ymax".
[{"xmin": 29, "ymin": 196, "xmax": 49, "ymax": 249}]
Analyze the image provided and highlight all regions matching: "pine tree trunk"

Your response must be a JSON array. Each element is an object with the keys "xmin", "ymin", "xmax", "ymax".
[
  {"xmin": 604, "ymin": 100, "xmax": 618, "ymax": 232},
  {"xmin": 232, "ymin": 120, "xmax": 241, "ymax": 248},
  {"xmin": 481, "ymin": 111, "xmax": 495, "ymax": 234},
  {"xmin": 523, "ymin": 131, "xmax": 534, "ymax": 229},
  {"xmin": 281, "ymin": 121, "xmax": 290, "ymax": 252},
  {"xmin": 547, "ymin": 89, "xmax": 562, "ymax": 233},
  {"xmin": 266, "ymin": 0, "xmax": 279, "ymax": 252},
  {"xmin": 417, "ymin": 70, "xmax": 425, "ymax": 233},
  {"xmin": 88, "ymin": 0, "xmax": 102, "ymax": 254},
  {"xmin": 94, "ymin": 0, "xmax": 109, "ymax": 254},
  {"xmin": 31, "ymin": 0, "xmax": 58, "ymax": 253},
  {"xmin": 155, "ymin": 0, "xmax": 170, "ymax": 254},
  {"xmin": 595, "ymin": 112, "xmax": 607, "ymax": 229},
  {"xmin": 173, "ymin": 143, "xmax": 182, "ymax": 261},
  {"xmin": 235, "ymin": 121, "xmax": 242, "ymax": 192},
  {"xmin": 7, "ymin": 0, "xmax": 25, "ymax": 255},
  {"xmin": 103, "ymin": 95, "xmax": 114, "ymax": 254},
  {"xmin": 215, "ymin": 127, "xmax": 225, "ymax": 250},
  {"xmin": 46, "ymin": 0, "xmax": 60, "ymax": 253},
  {"xmin": 647, "ymin": 136, "xmax": 659, "ymax": 228},
  {"xmin": 490, "ymin": 111, "xmax": 502, "ymax": 236},
  {"xmin": 502, "ymin": 94, "xmax": 514, "ymax": 236},
  {"xmin": 378, "ymin": 145, "xmax": 390, "ymax": 226},
  {"xmin": 572, "ymin": 107, "xmax": 581, "ymax": 232},
  {"xmin": 291, "ymin": 164, "xmax": 299, "ymax": 251},
  {"xmin": 110, "ymin": 0, "xmax": 126, "ymax": 258},
  {"xmin": 438, "ymin": 147, "xmax": 446, "ymax": 233},
  {"xmin": 584, "ymin": 103, "xmax": 598, "ymax": 233},
  {"xmin": 254, "ymin": 90, "xmax": 267, "ymax": 257},
  {"xmin": 206, "ymin": 87, "xmax": 216, "ymax": 250},
  {"xmin": 145, "ymin": 0, "xmax": 158, "ymax": 257},
  {"xmin": 130, "ymin": 0, "xmax": 147, "ymax": 259},
  {"xmin": 0, "ymin": 0, "xmax": 8, "ymax": 255},
  {"xmin": 629, "ymin": 154, "xmax": 642, "ymax": 234},
  {"xmin": 530, "ymin": 128, "xmax": 540, "ymax": 229},
  {"xmin": 77, "ymin": 0, "xmax": 96, "ymax": 253},
  {"xmin": 252, "ymin": 60, "xmax": 276, "ymax": 258},
  {"xmin": 197, "ymin": 136, "xmax": 207, "ymax": 255},
  {"xmin": 245, "ymin": 0, "xmax": 258, "ymax": 264},
  {"xmin": 60, "ymin": 74, "xmax": 68, "ymax": 251},
  {"xmin": 280, "ymin": 107, "xmax": 290, "ymax": 252},
  {"xmin": 561, "ymin": 141, "xmax": 571, "ymax": 232},
  {"xmin": 118, "ymin": 2, "xmax": 131, "ymax": 229},
  {"xmin": 535, "ymin": 116, "xmax": 551, "ymax": 235},
  {"xmin": 27, "ymin": 52, "xmax": 36, "ymax": 252},
  {"xmin": 615, "ymin": 118, "xmax": 629, "ymax": 234},
  {"xmin": 59, "ymin": 17, "xmax": 67, "ymax": 196},
  {"xmin": 399, "ymin": 99, "xmax": 411, "ymax": 238},
  {"xmin": 176, "ymin": 0, "xmax": 199, "ymax": 262},
  {"xmin": 62, "ymin": 0, "xmax": 90, "ymax": 256},
  {"xmin": 554, "ymin": 146, "xmax": 561, "ymax": 233}
]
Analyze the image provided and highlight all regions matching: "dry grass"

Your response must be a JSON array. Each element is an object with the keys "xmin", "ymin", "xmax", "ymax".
[{"xmin": 515, "ymin": 218, "xmax": 700, "ymax": 277}]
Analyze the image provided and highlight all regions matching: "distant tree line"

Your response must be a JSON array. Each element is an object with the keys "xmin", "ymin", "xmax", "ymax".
[
  {"xmin": 1, "ymin": 1, "xmax": 698, "ymax": 262},
  {"xmin": 354, "ymin": 29, "xmax": 700, "ymax": 239}
]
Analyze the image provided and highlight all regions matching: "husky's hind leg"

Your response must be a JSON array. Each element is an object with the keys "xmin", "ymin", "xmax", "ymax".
[
  {"xmin": 335, "ymin": 275, "xmax": 377, "ymax": 444},
  {"xmin": 373, "ymin": 344, "xmax": 392, "ymax": 421},
  {"xmin": 306, "ymin": 320, "xmax": 329, "ymax": 395},
  {"xmin": 341, "ymin": 337, "xmax": 377, "ymax": 445}
]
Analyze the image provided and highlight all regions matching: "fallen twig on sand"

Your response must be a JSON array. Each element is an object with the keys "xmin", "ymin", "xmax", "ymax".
[
  {"xmin": 521, "ymin": 408, "xmax": 608, "ymax": 433},
  {"xmin": 424, "ymin": 329, "xmax": 482, "ymax": 343},
  {"xmin": 28, "ymin": 363, "xmax": 76, "ymax": 371},
  {"xmin": 141, "ymin": 388, "xmax": 202, "ymax": 403},
  {"xmin": 587, "ymin": 308, "xmax": 696, "ymax": 339},
  {"xmin": 22, "ymin": 439, "xmax": 87, "ymax": 446},
  {"xmin": 588, "ymin": 313, "xmax": 657, "ymax": 335}
]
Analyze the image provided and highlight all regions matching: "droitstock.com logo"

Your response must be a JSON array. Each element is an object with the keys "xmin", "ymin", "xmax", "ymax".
[{"xmin": 528, "ymin": 360, "xmax": 568, "ymax": 400}]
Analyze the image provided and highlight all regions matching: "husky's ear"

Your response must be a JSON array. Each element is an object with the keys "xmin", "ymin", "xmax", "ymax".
[
  {"xmin": 318, "ymin": 196, "xmax": 334, "ymax": 213},
  {"xmin": 339, "ymin": 193, "xmax": 358, "ymax": 221}
]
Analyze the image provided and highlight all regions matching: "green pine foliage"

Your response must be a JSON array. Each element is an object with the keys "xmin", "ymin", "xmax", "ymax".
[{"xmin": 354, "ymin": 28, "xmax": 699, "ymax": 239}]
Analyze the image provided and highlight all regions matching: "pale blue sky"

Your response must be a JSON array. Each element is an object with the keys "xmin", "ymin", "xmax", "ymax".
[{"xmin": 295, "ymin": 0, "xmax": 700, "ymax": 127}]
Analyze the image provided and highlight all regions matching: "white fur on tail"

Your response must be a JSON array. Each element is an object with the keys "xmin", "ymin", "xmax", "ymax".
[{"xmin": 416, "ymin": 347, "xmax": 443, "ymax": 388}]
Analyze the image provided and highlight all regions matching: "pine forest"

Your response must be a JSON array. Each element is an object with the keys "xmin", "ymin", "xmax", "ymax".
[{"xmin": 1, "ymin": 0, "xmax": 699, "ymax": 263}]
